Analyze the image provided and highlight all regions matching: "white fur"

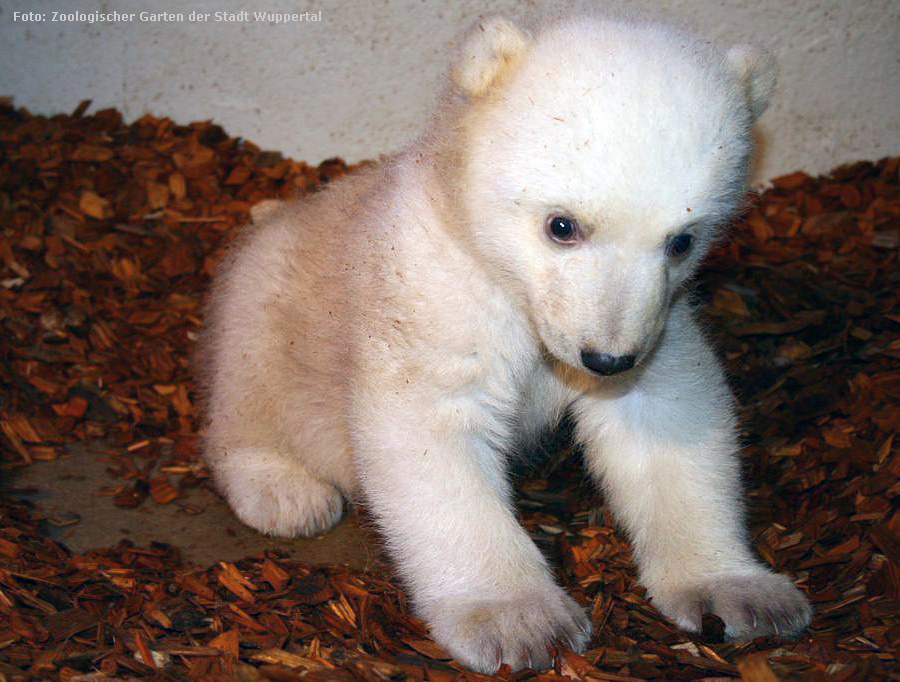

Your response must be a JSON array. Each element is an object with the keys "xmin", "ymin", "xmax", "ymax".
[{"xmin": 200, "ymin": 14, "xmax": 810, "ymax": 673}]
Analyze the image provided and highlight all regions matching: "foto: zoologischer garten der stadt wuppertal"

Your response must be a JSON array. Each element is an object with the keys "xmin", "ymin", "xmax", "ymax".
[{"xmin": 12, "ymin": 10, "xmax": 323, "ymax": 23}]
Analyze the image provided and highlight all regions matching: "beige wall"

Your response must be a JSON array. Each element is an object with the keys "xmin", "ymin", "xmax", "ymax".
[{"xmin": 1, "ymin": 0, "xmax": 898, "ymax": 182}]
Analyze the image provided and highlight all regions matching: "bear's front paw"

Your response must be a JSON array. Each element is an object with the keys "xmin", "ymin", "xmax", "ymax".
[
  {"xmin": 427, "ymin": 587, "xmax": 591, "ymax": 673},
  {"xmin": 652, "ymin": 570, "xmax": 812, "ymax": 640}
]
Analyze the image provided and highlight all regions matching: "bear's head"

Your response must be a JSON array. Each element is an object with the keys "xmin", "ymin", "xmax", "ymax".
[{"xmin": 448, "ymin": 15, "xmax": 775, "ymax": 376}]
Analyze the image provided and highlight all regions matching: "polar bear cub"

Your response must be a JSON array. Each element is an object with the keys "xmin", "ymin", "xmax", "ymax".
[{"xmin": 200, "ymin": 15, "xmax": 811, "ymax": 673}]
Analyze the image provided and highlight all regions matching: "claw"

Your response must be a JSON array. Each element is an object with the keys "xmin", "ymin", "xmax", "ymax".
[
  {"xmin": 768, "ymin": 610, "xmax": 780, "ymax": 636},
  {"xmin": 580, "ymin": 620, "xmax": 592, "ymax": 640}
]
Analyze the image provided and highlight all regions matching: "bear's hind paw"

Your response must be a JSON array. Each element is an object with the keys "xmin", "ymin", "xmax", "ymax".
[{"xmin": 213, "ymin": 448, "xmax": 344, "ymax": 538}]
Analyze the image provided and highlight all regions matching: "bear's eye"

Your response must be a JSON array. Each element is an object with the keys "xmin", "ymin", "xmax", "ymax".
[
  {"xmin": 546, "ymin": 215, "xmax": 581, "ymax": 244},
  {"xmin": 667, "ymin": 233, "xmax": 694, "ymax": 258}
]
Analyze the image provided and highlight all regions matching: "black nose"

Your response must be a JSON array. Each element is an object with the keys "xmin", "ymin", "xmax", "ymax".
[{"xmin": 580, "ymin": 350, "xmax": 636, "ymax": 375}]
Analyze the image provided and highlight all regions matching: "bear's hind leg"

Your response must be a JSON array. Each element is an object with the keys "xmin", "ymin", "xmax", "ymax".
[{"xmin": 211, "ymin": 448, "xmax": 344, "ymax": 538}]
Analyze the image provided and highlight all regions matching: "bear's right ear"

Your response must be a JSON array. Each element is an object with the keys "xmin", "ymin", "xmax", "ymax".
[
  {"xmin": 726, "ymin": 44, "xmax": 777, "ymax": 121},
  {"xmin": 452, "ymin": 16, "xmax": 528, "ymax": 98}
]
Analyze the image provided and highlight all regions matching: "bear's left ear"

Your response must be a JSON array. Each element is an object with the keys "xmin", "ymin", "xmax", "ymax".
[
  {"xmin": 452, "ymin": 16, "xmax": 529, "ymax": 98},
  {"xmin": 726, "ymin": 45, "xmax": 777, "ymax": 120}
]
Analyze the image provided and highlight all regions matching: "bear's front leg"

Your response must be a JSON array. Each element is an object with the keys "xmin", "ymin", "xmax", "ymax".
[
  {"xmin": 571, "ymin": 302, "xmax": 812, "ymax": 640},
  {"xmin": 353, "ymin": 402, "xmax": 590, "ymax": 673}
]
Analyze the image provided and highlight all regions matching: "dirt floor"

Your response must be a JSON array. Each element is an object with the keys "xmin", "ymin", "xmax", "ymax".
[
  {"xmin": 8, "ymin": 442, "xmax": 373, "ymax": 570},
  {"xmin": 0, "ymin": 103, "xmax": 898, "ymax": 680}
]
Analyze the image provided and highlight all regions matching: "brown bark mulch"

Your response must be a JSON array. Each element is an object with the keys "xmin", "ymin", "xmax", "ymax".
[{"xmin": 0, "ymin": 100, "xmax": 898, "ymax": 680}]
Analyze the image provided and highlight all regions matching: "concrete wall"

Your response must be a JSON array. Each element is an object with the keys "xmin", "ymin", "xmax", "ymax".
[{"xmin": 1, "ymin": 0, "xmax": 898, "ymax": 182}]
